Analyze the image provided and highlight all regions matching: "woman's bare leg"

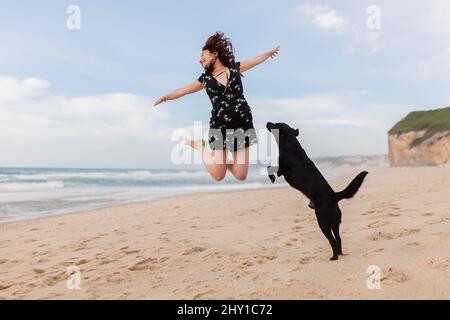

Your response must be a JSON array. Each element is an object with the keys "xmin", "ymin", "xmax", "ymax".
[
  {"xmin": 227, "ymin": 147, "xmax": 250, "ymax": 181},
  {"xmin": 185, "ymin": 139, "xmax": 227, "ymax": 181}
]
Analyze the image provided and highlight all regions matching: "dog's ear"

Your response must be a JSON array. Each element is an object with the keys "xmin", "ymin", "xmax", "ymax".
[{"xmin": 295, "ymin": 128, "xmax": 299, "ymax": 136}]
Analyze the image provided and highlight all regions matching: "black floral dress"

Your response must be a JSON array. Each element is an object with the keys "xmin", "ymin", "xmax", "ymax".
[{"xmin": 197, "ymin": 61, "xmax": 258, "ymax": 152}]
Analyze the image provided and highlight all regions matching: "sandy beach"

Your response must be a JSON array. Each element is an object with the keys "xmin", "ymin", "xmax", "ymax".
[{"xmin": 0, "ymin": 165, "xmax": 449, "ymax": 300}]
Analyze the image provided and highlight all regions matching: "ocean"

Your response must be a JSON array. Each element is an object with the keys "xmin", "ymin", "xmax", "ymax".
[{"xmin": 0, "ymin": 155, "xmax": 388, "ymax": 222}]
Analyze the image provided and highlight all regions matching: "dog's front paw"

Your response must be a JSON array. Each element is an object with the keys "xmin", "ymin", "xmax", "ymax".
[
  {"xmin": 330, "ymin": 255, "xmax": 338, "ymax": 261},
  {"xmin": 268, "ymin": 174, "xmax": 276, "ymax": 183}
]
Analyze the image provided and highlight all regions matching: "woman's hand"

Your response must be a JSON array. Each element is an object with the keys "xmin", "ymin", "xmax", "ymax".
[
  {"xmin": 267, "ymin": 45, "xmax": 280, "ymax": 59},
  {"xmin": 154, "ymin": 81, "xmax": 204, "ymax": 107},
  {"xmin": 239, "ymin": 46, "xmax": 281, "ymax": 73},
  {"xmin": 154, "ymin": 95, "xmax": 168, "ymax": 106}
]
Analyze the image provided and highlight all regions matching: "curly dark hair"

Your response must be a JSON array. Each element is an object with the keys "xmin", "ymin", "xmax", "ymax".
[{"xmin": 202, "ymin": 31, "xmax": 243, "ymax": 76}]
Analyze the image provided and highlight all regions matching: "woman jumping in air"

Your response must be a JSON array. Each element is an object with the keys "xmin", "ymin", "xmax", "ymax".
[{"xmin": 154, "ymin": 31, "xmax": 280, "ymax": 181}]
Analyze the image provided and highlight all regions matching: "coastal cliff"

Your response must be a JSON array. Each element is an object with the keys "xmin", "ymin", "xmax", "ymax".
[{"xmin": 388, "ymin": 107, "xmax": 450, "ymax": 166}]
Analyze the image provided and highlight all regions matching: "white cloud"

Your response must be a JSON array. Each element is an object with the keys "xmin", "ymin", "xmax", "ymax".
[
  {"xmin": 291, "ymin": 0, "xmax": 450, "ymax": 76},
  {"xmin": 0, "ymin": 76, "xmax": 50, "ymax": 103},
  {"xmin": 295, "ymin": 4, "xmax": 348, "ymax": 35},
  {"xmin": 294, "ymin": 3, "xmax": 382, "ymax": 54},
  {"xmin": 0, "ymin": 75, "xmax": 176, "ymax": 167}
]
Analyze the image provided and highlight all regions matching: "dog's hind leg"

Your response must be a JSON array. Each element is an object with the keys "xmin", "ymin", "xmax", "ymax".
[
  {"xmin": 332, "ymin": 223, "xmax": 343, "ymax": 256},
  {"xmin": 332, "ymin": 206, "xmax": 343, "ymax": 255},
  {"xmin": 332, "ymin": 222, "xmax": 342, "ymax": 256},
  {"xmin": 317, "ymin": 219, "xmax": 339, "ymax": 261}
]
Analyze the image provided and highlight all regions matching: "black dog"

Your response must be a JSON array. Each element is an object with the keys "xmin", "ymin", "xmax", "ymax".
[{"xmin": 266, "ymin": 122, "xmax": 368, "ymax": 260}]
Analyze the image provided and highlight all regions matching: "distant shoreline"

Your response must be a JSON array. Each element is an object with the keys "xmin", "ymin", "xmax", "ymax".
[
  {"xmin": 0, "ymin": 156, "xmax": 389, "ymax": 223},
  {"xmin": 0, "ymin": 183, "xmax": 288, "ymax": 225}
]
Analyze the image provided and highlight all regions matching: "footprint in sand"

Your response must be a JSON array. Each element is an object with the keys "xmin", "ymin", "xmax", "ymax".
[
  {"xmin": 239, "ymin": 260, "xmax": 254, "ymax": 269},
  {"xmin": 32, "ymin": 250, "xmax": 49, "ymax": 257},
  {"xmin": 160, "ymin": 256, "xmax": 170, "ymax": 263},
  {"xmin": 298, "ymin": 256, "xmax": 314, "ymax": 265},
  {"xmin": 73, "ymin": 239, "xmax": 90, "ymax": 251},
  {"xmin": 98, "ymin": 258, "xmax": 114, "ymax": 266},
  {"xmin": 159, "ymin": 237, "xmax": 171, "ymax": 243},
  {"xmin": 76, "ymin": 259, "xmax": 90, "ymax": 265},
  {"xmin": 290, "ymin": 256, "xmax": 314, "ymax": 272},
  {"xmin": 0, "ymin": 284, "xmax": 12, "ymax": 291},
  {"xmin": 253, "ymin": 255, "xmax": 278, "ymax": 264},
  {"xmin": 367, "ymin": 221, "xmax": 389, "ymax": 229},
  {"xmin": 182, "ymin": 246, "xmax": 206, "ymax": 256},
  {"xmin": 362, "ymin": 209, "xmax": 380, "ymax": 216},
  {"xmin": 387, "ymin": 212, "xmax": 401, "ymax": 217},
  {"xmin": 43, "ymin": 271, "xmax": 67, "ymax": 286},
  {"xmin": 427, "ymin": 257, "xmax": 450, "ymax": 270},
  {"xmin": 369, "ymin": 229, "xmax": 420, "ymax": 241},
  {"xmin": 381, "ymin": 267, "xmax": 410, "ymax": 284},
  {"xmin": 193, "ymin": 289, "xmax": 216, "ymax": 300},
  {"xmin": 426, "ymin": 218, "xmax": 446, "ymax": 225},
  {"xmin": 422, "ymin": 212, "xmax": 434, "ymax": 217},
  {"xmin": 374, "ymin": 212, "xmax": 401, "ymax": 218},
  {"xmin": 33, "ymin": 269, "xmax": 46, "ymax": 274},
  {"xmin": 123, "ymin": 249, "xmax": 141, "ymax": 255},
  {"xmin": 362, "ymin": 247, "xmax": 384, "ymax": 257},
  {"xmin": 128, "ymin": 257, "xmax": 158, "ymax": 271}
]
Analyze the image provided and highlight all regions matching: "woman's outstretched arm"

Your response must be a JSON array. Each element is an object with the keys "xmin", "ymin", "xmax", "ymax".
[
  {"xmin": 239, "ymin": 45, "xmax": 280, "ymax": 73},
  {"xmin": 154, "ymin": 80, "xmax": 204, "ymax": 106}
]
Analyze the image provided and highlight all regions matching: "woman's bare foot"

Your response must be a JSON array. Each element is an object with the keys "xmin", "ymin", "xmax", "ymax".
[{"xmin": 185, "ymin": 139, "xmax": 205, "ymax": 151}]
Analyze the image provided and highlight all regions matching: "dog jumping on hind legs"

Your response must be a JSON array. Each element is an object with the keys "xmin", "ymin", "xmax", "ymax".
[{"xmin": 266, "ymin": 122, "xmax": 369, "ymax": 261}]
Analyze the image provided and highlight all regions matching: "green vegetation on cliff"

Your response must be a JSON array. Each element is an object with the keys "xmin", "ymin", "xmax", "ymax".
[{"xmin": 388, "ymin": 107, "xmax": 450, "ymax": 147}]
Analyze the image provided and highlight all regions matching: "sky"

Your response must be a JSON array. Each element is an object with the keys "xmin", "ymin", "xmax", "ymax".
[{"xmin": 1, "ymin": 0, "xmax": 450, "ymax": 168}]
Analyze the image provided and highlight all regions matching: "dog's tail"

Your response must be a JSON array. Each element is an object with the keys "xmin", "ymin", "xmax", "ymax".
[{"xmin": 334, "ymin": 171, "xmax": 369, "ymax": 202}]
